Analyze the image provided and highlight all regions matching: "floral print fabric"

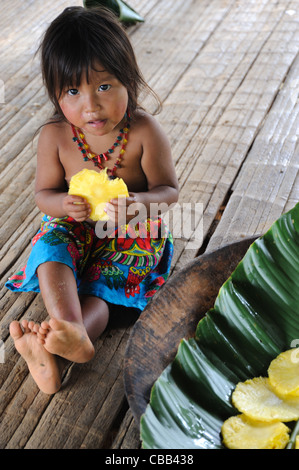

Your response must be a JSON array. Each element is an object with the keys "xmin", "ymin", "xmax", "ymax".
[{"xmin": 6, "ymin": 215, "xmax": 173, "ymax": 312}]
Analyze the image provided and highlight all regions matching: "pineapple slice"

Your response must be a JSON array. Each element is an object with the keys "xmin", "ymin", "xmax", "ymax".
[
  {"xmin": 296, "ymin": 436, "xmax": 299, "ymax": 449},
  {"xmin": 268, "ymin": 348, "xmax": 299, "ymax": 398},
  {"xmin": 68, "ymin": 168, "xmax": 129, "ymax": 221},
  {"xmin": 232, "ymin": 377, "xmax": 299, "ymax": 422},
  {"xmin": 221, "ymin": 414, "xmax": 290, "ymax": 449}
]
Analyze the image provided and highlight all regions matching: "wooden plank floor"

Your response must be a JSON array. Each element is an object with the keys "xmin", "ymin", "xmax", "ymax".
[{"xmin": 0, "ymin": 0, "xmax": 298, "ymax": 449}]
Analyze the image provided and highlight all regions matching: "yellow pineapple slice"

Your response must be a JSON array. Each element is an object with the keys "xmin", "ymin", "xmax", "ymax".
[
  {"xmin": 268, "ymin": 348, "xmax": 299, "ymax": 398},
  {"xmin": 296, "ymin": 436, "xmax": 299, "ymax": 449},
  {"xmin": 221, "ymin": 414, "xmax": 290, "ymax": 449},
  {"xmin": 68, "ymin": 168, "xmax": 129, "ymax": 221},
  {"xmin": 232, "ymin": 377, "xmax": 299, "ymax": 422}
]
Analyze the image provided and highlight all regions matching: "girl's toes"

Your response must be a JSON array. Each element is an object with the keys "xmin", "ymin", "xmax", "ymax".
[
  {"xmin": 38, "ymin": 326, "xmax": 49, "ymax": 335},
  {"xmin": 41, "ymin": 321, "xmax": 50, "ymax": 331},
  {"xmin": 21, "ymin": 319, "xmax": 30, "ymax": 333},
  {"xmin": 37, "ymin": 336, "xmax": 45, "ymax": 345},
  {"xmin": 32, "ymin": 323, "xmax": 40, "ymax": 334},
  {"xmin": 9, "ymin": 321, "xmax": 24, "ymax": 341}
]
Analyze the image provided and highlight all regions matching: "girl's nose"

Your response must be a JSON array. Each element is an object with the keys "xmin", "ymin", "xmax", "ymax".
[{"xmin": 84, "ymin": 92, "xmax": 101, "ymax": 114}]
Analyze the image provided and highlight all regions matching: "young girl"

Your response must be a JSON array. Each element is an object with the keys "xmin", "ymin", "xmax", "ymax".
[{"xmin": 6, "ymin": 6, "xmax": 179, "ymax": 395}]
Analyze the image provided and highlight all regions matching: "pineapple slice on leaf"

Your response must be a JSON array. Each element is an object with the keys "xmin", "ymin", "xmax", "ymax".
[
  {"xmin": 268, "ymin": 348, "xmax": 299, "ymax": 398},
  {"xmin": 232, "ymin": 377, "xmax": 299, "ymax": 422},
  {"xmin": 221, "ymin": 414, "xmax": 290, "ymax": 449}
]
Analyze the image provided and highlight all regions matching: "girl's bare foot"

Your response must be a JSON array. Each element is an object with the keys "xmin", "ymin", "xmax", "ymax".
[
  {"xmin": 39, "ymin": 318, "xmax": 95, "ymax": 363},
  {"xmin": 10, "ymin": 320, "xmax": 61, "ymax": 395}
]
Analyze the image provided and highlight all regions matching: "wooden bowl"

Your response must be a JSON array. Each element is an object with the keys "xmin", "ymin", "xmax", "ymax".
[{"xmin": 124, "ymin": 236, "xmax": 257, "ymax": 425}]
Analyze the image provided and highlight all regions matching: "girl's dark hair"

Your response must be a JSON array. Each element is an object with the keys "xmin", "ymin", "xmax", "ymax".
[{"xmin": 39, "ymin": 6, "xmax": 160, "ymax": 120}]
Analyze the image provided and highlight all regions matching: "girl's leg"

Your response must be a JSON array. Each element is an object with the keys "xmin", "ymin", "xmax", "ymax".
[
  {"xmin": 10, "ymin": 262, "xmax": 110, "ymax": 394},
  {"xmin": 37, "ymin": 261, "xmax": 82, "ymax": 322},
  {"xmin": 36, "ymin": 261, "xmax": 95, "ymax": 363},
  {"xmin": 79, "ymin": 294, "xmax": 110, "ymax": 343},
  {"xmin": 37, "ymin": 262, "xmax": 110, "ymax": 361}
]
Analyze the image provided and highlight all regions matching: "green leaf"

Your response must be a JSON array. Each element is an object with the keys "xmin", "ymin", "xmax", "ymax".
[
  {"xmin": 140, "ymin": 202, "xmax": 299, "ymax": 449},
  {"xmin": 83, "ymin": 0, "xmax": 144, "ymax": 23}
]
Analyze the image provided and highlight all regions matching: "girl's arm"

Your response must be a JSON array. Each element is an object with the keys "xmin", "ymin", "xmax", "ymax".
[{"xmin": 35, "ymin": 124, "xmax": 91, "ymax": 221}]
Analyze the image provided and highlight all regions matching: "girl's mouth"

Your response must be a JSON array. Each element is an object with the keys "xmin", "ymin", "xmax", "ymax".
[{"xmin": 87, "ymin": 119, "xmax": 106, "ymax": 128}]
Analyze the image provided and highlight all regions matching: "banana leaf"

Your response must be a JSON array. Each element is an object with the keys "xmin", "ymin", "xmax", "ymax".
[
  {"xmin": 83, "ymin": 0, "xmax": 144, "ymax": 23},
  {"xmin": 140, "ymin": 202, "xmax": 299, "ymax": 449}
]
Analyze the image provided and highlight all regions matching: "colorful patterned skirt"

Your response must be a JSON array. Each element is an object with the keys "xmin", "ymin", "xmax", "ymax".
[{"xmin": 6, "ymin": 215, "xmax": 174, "ymax": 312}]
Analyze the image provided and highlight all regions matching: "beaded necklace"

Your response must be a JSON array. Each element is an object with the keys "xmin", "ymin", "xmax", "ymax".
[{"xmin": 71, "ymin": 117, "xmax": 130, "ymax": 179}]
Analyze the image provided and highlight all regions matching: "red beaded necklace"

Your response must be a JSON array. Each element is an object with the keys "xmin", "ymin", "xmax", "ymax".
[{"xmin": 71, "ymin": 117, "xmax": 130, "ymax": 178}]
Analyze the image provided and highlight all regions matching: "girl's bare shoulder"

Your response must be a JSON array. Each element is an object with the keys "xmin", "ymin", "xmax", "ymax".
[
  {"xmin": 131, "ymin": 109, "xmax": 165, "ymax": 136},
  {"xmin": 131, "ymin": 109, "xmax": 170, "ymax": 157},
  {"xmin": 38, "ymin": 119, "xmax": 69, "ymax": 143},
  {"xmin": 37, "ymin": 120, "xmax": 71, "ymax": 165}
]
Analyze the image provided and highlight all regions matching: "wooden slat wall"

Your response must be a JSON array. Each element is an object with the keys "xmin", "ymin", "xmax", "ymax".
[
  {"xmin": 0, "ymin": 0, "xmax": 298, "ymax": 449},
  {"xmin": 208, "ymin": 52, "xmax": 299, "ymax": 250}
]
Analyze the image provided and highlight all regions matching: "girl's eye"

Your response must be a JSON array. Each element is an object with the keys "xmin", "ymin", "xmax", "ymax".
[
  {"xmin": 98, "ymin": 84, "xmax": 111, "ymax": 92},
  {"xmin": 67, "ymin": 88, "xmax": 79, "ymax": 96}
]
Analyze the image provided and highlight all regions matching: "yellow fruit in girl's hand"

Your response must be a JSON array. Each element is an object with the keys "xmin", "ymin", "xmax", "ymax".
[
  {"xmin": 221, "ymin": 414, "xmax": 290, "ymax": 449},
  {"xmin": 68, "ymin": 168, "xmax": 129, "ymax": 221},
  {"xmin": 232, "ymin": 377, "xmax": 299, "ymax": 422},
  {"xmin": 268, "ymin": 348, "xmax": 299, "ymax": 398}
]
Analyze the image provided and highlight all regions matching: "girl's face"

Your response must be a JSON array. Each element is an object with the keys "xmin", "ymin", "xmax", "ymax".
[{"xmin": 58, "ymin": 64, "xmax": 129, "ymax": 137}]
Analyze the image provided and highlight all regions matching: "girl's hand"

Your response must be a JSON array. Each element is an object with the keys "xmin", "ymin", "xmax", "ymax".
[
  {"xmin": 62, "ymin": 194, "xmax": 91, "ymax": 222},
  {"xmin": 104, "ymin": 193, "xmax": 140, "ymax": 226}
]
